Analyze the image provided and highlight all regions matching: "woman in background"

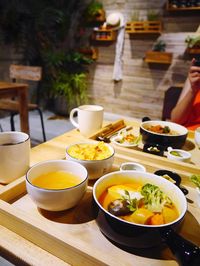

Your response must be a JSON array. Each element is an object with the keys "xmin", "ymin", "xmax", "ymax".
[{"xmin": 171, "ymin": 59, "xmax": 200, "ymax": 130}]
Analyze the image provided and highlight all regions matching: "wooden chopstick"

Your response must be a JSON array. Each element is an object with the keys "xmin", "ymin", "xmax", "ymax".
[{"xmin": 89, "ymin": 119, "xmax": 126, "ymax": 139}]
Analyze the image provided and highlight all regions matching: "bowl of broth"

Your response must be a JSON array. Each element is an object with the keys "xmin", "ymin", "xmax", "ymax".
[
  {"xmin": 93, "ymin": 171, "xmax": 200, "ymax": 265},
  {"xmin": 26, "ymin": 160, "xmax": 88, "ymax": 211}
]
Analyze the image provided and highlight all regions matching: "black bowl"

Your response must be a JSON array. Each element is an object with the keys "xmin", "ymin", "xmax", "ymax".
[
  {"xmin": 140, "ymin": 120, "xmax": 188, "ymax": 150},
  {"xmin": 154, "ymin": 169, "xmax": 189, "ymax": 195},
  {"xmin": 93, "ymin": 171, "xmax": 200, "ymax": 265},
  {"xmin": 143, "ymin": 143, "xmax": 165, "ymax": 156}
]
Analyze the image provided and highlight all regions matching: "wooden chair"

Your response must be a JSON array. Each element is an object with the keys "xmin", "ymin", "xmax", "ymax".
[
  {"xmin": 0, "ymin": 65, "xmax": 46, "ymax": 141},
  {"xmin": 162, "ymin": 85, "xmax": 183, "ymax": 121}
]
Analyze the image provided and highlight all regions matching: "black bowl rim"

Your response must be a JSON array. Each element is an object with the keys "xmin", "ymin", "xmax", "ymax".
[
  {"xmin": 140, "ymin": 120, "xmax": 188, "ymax": 137},
  {"xmin": 154, "ymin": 169, "xmax": 182, "ymax": 185}
]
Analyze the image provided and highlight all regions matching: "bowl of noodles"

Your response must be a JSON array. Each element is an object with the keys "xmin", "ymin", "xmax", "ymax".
[
  {"xmin": 140, "ymin": 120, "xmax": 188, "ymax": 150},
  {"xmin": 66, "ymin": 141, "xmax": 115, "ymax": 180}
]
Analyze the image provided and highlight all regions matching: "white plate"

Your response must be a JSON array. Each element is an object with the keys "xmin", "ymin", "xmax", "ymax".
[{"xmin": 111, "ymin": 135, "xmax": 140, "ymax": 148}]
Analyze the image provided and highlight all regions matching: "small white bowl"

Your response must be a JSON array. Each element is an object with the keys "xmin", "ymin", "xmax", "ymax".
[
  {"xmin": 120, "ymin": 162, "xmax": 146, "ymax": 172},
  {"xmin": 26, "ymin": 160, "xmax": 88, "ymax": 211},
  {"xmin": 66, "ymin": 142, "xmax": 115, "ymax": 180},
  {"xmin": 167, "ymin": 147, "xmax": 191, "ymax": 163}
]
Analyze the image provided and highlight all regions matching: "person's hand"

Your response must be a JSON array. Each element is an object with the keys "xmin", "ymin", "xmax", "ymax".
[{"xmin": 189, "ymin": 58, "xmax": 200, "ymax": 94}]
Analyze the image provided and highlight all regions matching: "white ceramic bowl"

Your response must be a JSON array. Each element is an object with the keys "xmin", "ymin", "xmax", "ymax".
[
  {"xmin": 120, "ymin": 162, "xmax": 146, "ymax": 172},
  {"xmin": 167, "ymin": 147, "xmax": 191, "ymax": 163},
  {"xmin": 26, "ymin": 160, "xmax": 88, "ymax": 211},
  {"xmin": 66, "ymin": 142, "xmax": 115, "ymax": 180}
]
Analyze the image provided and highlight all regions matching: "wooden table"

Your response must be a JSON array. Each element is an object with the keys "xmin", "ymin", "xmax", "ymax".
[
  {"xmin": 0, "ymin": 81, "xmax": 29, "ymax": 134},
  {"xmin": 0, "ymin": 121, "xmax": 199, "ymax": 266}
]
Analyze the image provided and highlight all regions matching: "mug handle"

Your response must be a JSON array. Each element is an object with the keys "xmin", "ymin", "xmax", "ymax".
[{"xmin": 70, "ymin": 108, "xmax": 79, "ymax": 129}]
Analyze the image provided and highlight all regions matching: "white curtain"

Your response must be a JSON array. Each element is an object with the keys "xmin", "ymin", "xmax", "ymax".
[{"xmin": 112, "ymin": 14, "xmax": 125, "ymax": 82}]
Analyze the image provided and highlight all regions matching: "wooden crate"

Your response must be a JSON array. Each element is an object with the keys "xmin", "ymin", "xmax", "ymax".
[
  {"xmin": 144, "ymin": 51, "xmax": 173, "ymax": 64},
  {"xmin": 0, "ymin": 123, "xmax": 200, "ymax": 265},
  {"xmin": 125, "ymin": 21, "xmax": 162, "ymax": 34},
  {"xmin": 186, "ymin": 47, "xmax": 200, "ymax": 54},
  {"xmin": 92, "ymin": 29, "xmax": 117, "ymax": 41}
]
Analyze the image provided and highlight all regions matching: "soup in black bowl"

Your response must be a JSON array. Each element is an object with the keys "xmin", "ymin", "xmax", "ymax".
[
  {"xmin": 93, "ymin": 171, "xmax": 200, "ymax": 266},
  {"xmin": 140, "ymin": 121, "xmax": 188, "ymax": 150}
]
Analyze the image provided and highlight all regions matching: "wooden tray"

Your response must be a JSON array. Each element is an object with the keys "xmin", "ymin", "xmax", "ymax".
[{"xmin": 0, "ymin": 133, "xmax": 200, "ymax": 265}]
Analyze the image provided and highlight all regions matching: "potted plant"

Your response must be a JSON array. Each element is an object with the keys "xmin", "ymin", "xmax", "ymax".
[
  {"xmin": 0, "ymin": 0, "xmax": 93, "ymax": 111},
  {"xmin": 44, "ymin": 50, "xmax": 93, "ymax": 115},
  {"xmin": 145, "ymin": 40, "xmax": 173, "ymax": 64},
  {"xmin": 84, "ymin": 0, "xmax": 105, "ymax": 26},
  {"xmin": 152, "ymin": 40, "xmax": 166, "ymax": 52},
  {"xmin": 131, "ymin": 10, "xmax": 140, "ymax": 21},
  {"xmin": 147, "ymin": 10, "xmax": 161, "ymax": 21},
  {"xmin": 185, "ymin": 35, "xmax": 200, "ymax": 54}
]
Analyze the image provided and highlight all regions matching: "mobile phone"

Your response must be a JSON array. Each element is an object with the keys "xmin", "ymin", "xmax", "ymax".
[{"xmin": 193, "ymin": 59, "xmax": 200, "ymax": 67}]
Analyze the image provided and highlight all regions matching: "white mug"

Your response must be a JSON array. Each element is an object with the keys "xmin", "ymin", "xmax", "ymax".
[
  {"xmin": 70, "ymin": 105, "xmax": 104, "ymax": 136},
  {"xmin": 0, "ymin": 131, "xmax": 30, "ymax": 184},
  {"xmin": 194, "ymin": 127, "xmax": 200, "ymax": 148}
]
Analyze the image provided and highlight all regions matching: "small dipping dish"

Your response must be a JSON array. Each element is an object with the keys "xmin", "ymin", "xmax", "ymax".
[
  {"xmin": 167, "ymin": 147, "xmax": 191, "ymax": 163},
  {"xmin": 143, "ymin": 143, "xmax": 165, "ymax": 156},
  {"xmin": 154, "ymin": 169, "xmax": 188, "ymax": 195},
  {"xmin": 120, "ymin": 162, "xmax": 146, "ymax": 172}
]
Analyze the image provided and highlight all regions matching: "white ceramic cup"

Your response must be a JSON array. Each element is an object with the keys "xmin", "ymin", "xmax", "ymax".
[
  {"xmin": 194, "ymin": 127, "xmax": 200, "ymax": 148},
  {"xmin": 70, "ymin": 105, "xmax": 104, "ymax": 136},
  {"xmin": 0, "ymin": 131, "xmax": 30, "ymax": 184}
]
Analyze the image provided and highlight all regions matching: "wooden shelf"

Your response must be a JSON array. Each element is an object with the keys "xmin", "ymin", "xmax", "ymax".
[
  {"xmin": 91, "ymin": 28, "xmax": 117, "ymax": 41},
  {"xmin": 79, "ymin": 47, "xmax": 99, "ymax": 60},
  {"xmin": 144, "ymin": 51, "xmax": 173, "ymax": 64},
  {"xmin": 186, "ymin": 47, "xmax": 200, "ymax": 54},
  {"xmin": 126, "ymin": 21, "xmax": 162, "ymax": 34},
  {"xmin": 166, "ymin": 1, "xmax": 200, "ymax": 11}
]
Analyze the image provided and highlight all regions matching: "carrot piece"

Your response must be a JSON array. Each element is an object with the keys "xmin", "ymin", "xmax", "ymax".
[{"xmin": 149, "ymin": 213, "xmax": 164, "ymax": 225}]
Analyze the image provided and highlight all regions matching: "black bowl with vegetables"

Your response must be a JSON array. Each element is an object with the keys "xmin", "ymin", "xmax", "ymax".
[
  {"xmin": 140, "ymin": 120, "xmax": 188, "ymax": 150},
  {"xmin": 93, "ymin": 171, "xmax": 200, "ymax": 266}
]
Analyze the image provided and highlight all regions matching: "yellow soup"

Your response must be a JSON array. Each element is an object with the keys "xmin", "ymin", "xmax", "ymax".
[{"xmin": 32, "ymin": 171, "xmax": 82, "ymax": 190}]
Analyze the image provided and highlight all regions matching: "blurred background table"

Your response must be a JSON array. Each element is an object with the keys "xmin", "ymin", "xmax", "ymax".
[{"xmin": 0, "ymin": 81, "xmax": 29, "ymax": 134}]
